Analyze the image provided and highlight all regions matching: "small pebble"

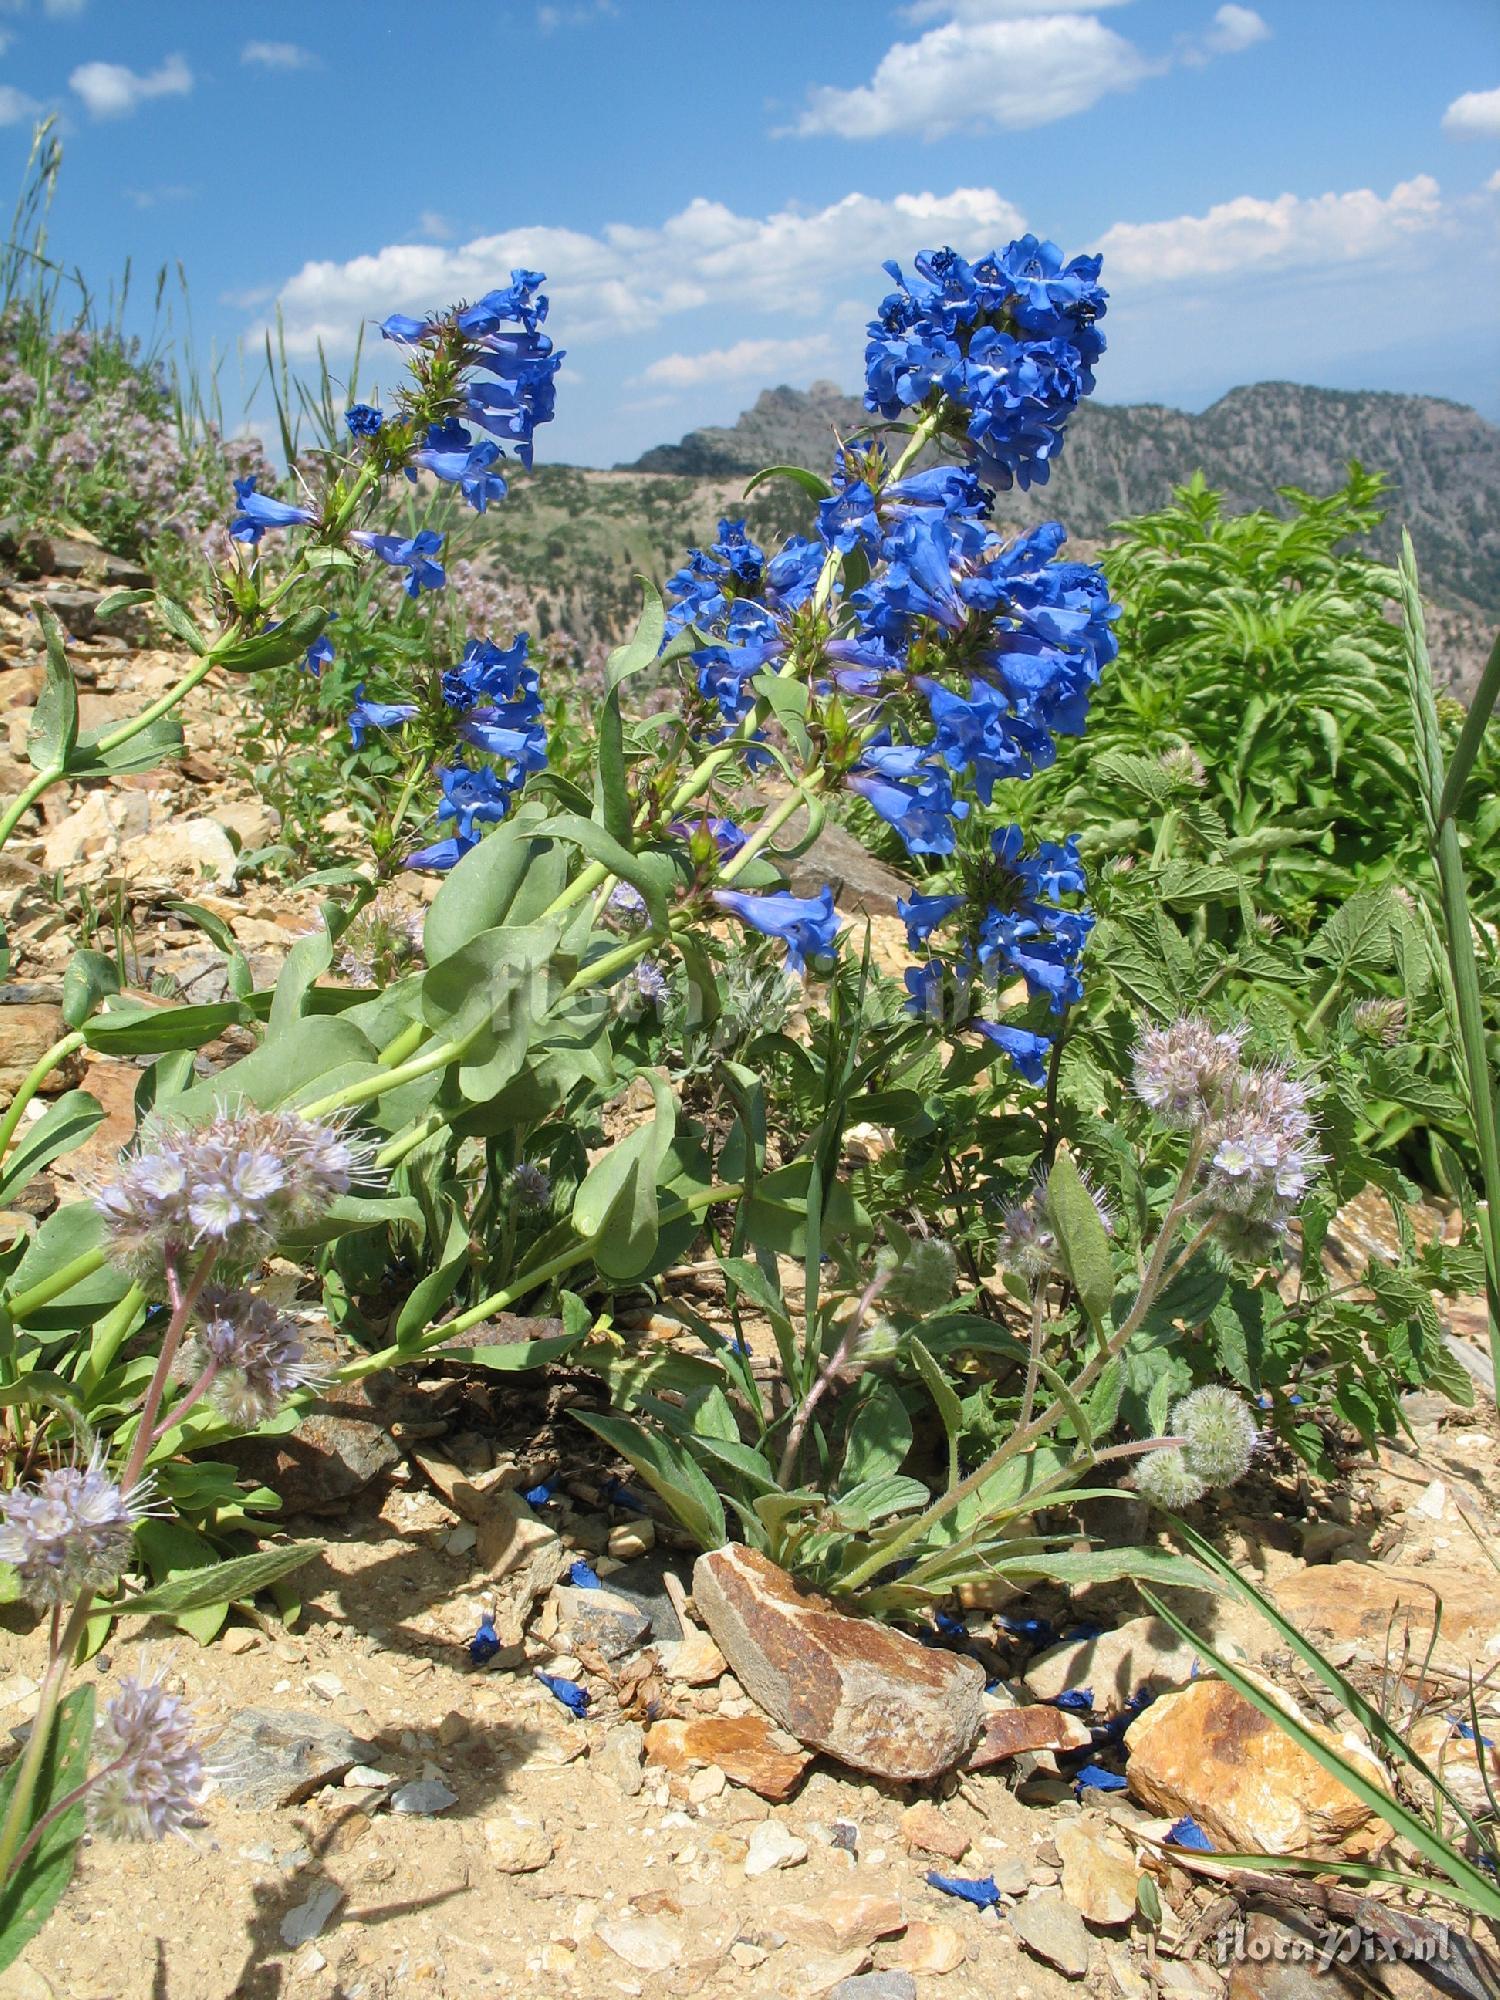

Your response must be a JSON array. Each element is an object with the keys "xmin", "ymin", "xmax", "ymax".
[
  {"xmin": 391, "ymin": 1778, "xmax": 458, "ymax": 1815},
  {"xmin": 608, "ymin": 1521, "xmax": 655, "ymax": 1559}
]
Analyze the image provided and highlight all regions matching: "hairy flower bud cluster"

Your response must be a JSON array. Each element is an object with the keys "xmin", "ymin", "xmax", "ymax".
[
  {"xmin": 0, "ymin": 1451, "xmax": 150, "ymax": 1606},
  {"xmin": 995, "ymin": 1170, "xmax": 1114, "ymax": 1281},
  {"xmin": 509, "ymin": 1162, "xmax": 553, "ymax": 1209},
  {"xmin": 90, "ymin": 1674, "xmax": 207, "ymax": 1842},
  {"xmin": 95, "ymin": 1105, "xmax": 376, "ymax": 1285},
  {"xmin": 189, "ymin": 1286, "xmax": 315, "ymax": 1426},
  {"xmin": 1135, "ymin": 1385, "xmax": 1260, "ymax": 1510},
  {"xmin": 884, "ymin": 1237, "xmax": 959, "ymax": 1314}
]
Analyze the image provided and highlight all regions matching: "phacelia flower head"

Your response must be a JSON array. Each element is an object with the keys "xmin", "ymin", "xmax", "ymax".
[
  {"xmin": 0, "ymin": 1449, "xmax": 150, "ymax": 1606},
  {"xmin": 1173, "ymin": 1385, "xmax": 1259, "ymax": 1488},
  {"xmin": 90, "ymin": 1674, "xmax": 207, "ymax": 1842},
  {"xmin": 189, "ymin": 1286, "xmax": 317, "ymax": 1426},
  {"xmin": 94, "ymin": 1105, "xmax": 377, "ymax": 1285},
  {"xmin": 510, "ymin": 1163, "xmax": 552, "ymax": 1209},
  {"xmin": 1203, "ymin": 1061, "xmax": 1320, "ymax": 1231},
  {"xmin": 1133, "ymin": 1016, "xmax": 1247, "ymax": 1130}
]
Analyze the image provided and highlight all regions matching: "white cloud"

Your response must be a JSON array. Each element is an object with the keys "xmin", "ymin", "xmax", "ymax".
[
  {"xmin": 43, "ymin": 0, "xmax": 87, "ymax": 15},
  {"xmin": 1097, "ymin": 175, "xmax": 1443, "ymax": 285},
  {"xmin": 241, "ymin": 40, "xmax": 318, "ymax": 71},
  {"xmin": 537, "ymin": 0, "xmax": 615, "ymax": 28},
  {"xmin": 1487, "ymin": 168, "xmax": 1500, "ymax": 193},
  {"xmin": 69, "ymin": 52, "xmax": 191, "ymax": 118},
  {"xmin": 641, "ymin": 335, "xmax": 836, "ymax": 390},
  {"xmin": 901, "ymin": 0, "xmax": 1130, "ymax": 16},
  {"xmin": 1443, "ymin": 87, "xmax": 1500, "ymax": 140},
  {"xmin": 789, "ymin": 14, "xmax": 1156, "ymax": 139},
  {"xmin": 418, "ymin": 210, "xmax": 454, "ymax": 241},
  {"xmin": 1203, "ymin": 4, "xmax": 1269, "ymax": 54},
  {"xmin": 0, "ymin": 83, "xmax": 38, "ymax": 123},
  {"xmin": 263, "ymin": 185, "xmax": 1026, "ymax": 356}
]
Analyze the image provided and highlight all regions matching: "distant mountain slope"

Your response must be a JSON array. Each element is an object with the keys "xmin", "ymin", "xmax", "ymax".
[{"xmin": 627, "ymin": 380, "xmax": 1500, "ymax": 621}]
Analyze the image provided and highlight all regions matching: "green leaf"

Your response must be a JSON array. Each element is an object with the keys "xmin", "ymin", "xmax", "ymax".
[
  {"xmin": 165, "ymin": 1015, "xmax": 375, "ymax": 1117},
  {"xmin": 830, "ymin": 1474, "xmax": 929, "ymax": 1529},
  {"xmin": 423, "ymin": 810, "xmax": 568, "ymax": 965},
  {"xmin": 0, "ymin": 1686, "xmax": 95, "ymax": 1975},
  {"xmin": 571, "ymin": 1074, "xmax": 677, "ymax": 1278},
  {"xmin": 26, "ymin": 608, "xmax": 77, "ymax": 774},
  {"xmin": 154, "ymin": 594, "xmax": 207, "ymax": 654},
  {"xmin": 839, "ymin": 1383, "xmax": 913, "ymax": 1490},
  {"xmin": 1046, "ymin": 1151, "xmax": 1115, "ymax": 1335},
  {"xmin": 6, "ymin": 1203, "xmax": 127, "ymax": 1332},
  {"xmin": 83, "ymin": 998, "xmax": 254, "ymax": 1056},
  {"xmin": 419, "ymin": 921, "xmax": 563, "ymax": 1098},
  {"xmin": 741, "ymin": 464, "xmax": 833, "ymax": 503},
  {"xmin": 534, "ymin": 815, "xmax": 674, "ymax": 932},
  {"xmin": 604, "ymin": 578, "xmax": 666, "ymax": 693},
  {"xmin": 908, "ymin": 1334, "xmax": 962, "ymax": 1491},
  {"xmin": 215, "ymin": 608, "xmax": 329, "ymax": 675},
  {"xmin": 66, "ymin": 713, "xmax": 183, "ymax": 779},
  {"xmin": 0, "ymin": 1091, "xmax": 103, "ymax": 1205},
  {"xmin": 135, "ymin": 1519, "xmax": 229, "ymax": 1643},
  {"xmin": 95, "ymin": 586, "xmax": 154, "ymax": 619},
  {"xmin": 460, "ymin": 1331, "xmax": 590, "ymax": 1371},
  {"xmin": 110, "ymin": 1540, "xmax": 322, "ymax": 1619},
  {"xmin": 573, "ymin": 1410, "xmax": 726, "ymax": 1551},
  {"xmin": 61, "ymin": 947, "xmax": 120, "ymax": 1029}
]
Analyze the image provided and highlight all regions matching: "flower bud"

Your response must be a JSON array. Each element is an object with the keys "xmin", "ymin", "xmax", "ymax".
[
  {"xmin": 1173, "ymin": 1385, "xmax": 1258, "ymax": 1487},
  {"xmin": 1353, "ymin": 997, "xmax": 1405, "ymax": 1048},
  {"xmin": 885, "ymin": 1237, "xmax": 958, "ymax": 1313},
  {"xmin": 1133, "ymin": 1445, "xmax": 1206, "ymax": 1510}
]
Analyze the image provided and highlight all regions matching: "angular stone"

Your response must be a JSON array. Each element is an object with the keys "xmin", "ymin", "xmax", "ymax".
[
  {"xmin": 594, "ymin": 1914, "xmax": 682, "ymax": 1974},
  {"xmin": 692, "ymin": 1546, "xmax": 985, "ymax": 1782},
  {"xmin": 743, "ymin": 1819, "xmax": 808, "ymax": 1877},
  {"xmin": 1024, "ymin": 1615, "xmax": 1206, "ymax": 1710},
  {"xmin": 1056, "ymin": 1820, "xmax": 1139, "ymax": 1928},
  {"xmin": 225, "ymin": 1377, "xmax": 399, "ymax": 1516},
  {"xmin": 278, "ymin": 1882, "xmax": 344, "ymax": 1950},
  {"xmin": 1272, "ymin": 1561, "xmax": 1500, "ymax": 1662},
  {"xmin": 827, "ymin": 1975, "xmax": 915, "ymax": 2000},
  {"xmin": 885, "ymin": 1919, "xmax": 966, "ymax": 1976},
  {"xmin": 778, "ymin": 1890, "xmax": 906, "ymax": 1952},
  {"xmin": 662, "ymin": 1628, "xmax": 727, "ymax": 1684},
  {"xmin": 391, "ymin": 1778, "xmax": 457, "ymax": 1815},
  {"xmin": 1008, "ymin": 1895, "xmax": 1091, "ymax": 1979},
  {"xmin": 0, "ymin": 1003, "xmax": 81, "ymax": 1106},
  {"xmin": 595, "ymin": 1720, "xmax": 646, "ymax": 1796},
  {"xmin": 966, "ymin": 1703, "xmax": 1092, "ymax": 1768},
  {"xmin": 898, "ymin": 1803, "xmax": 970, "ymax": 1862},
  {"xmin": 1124, "ymin": 1678, "xmax": 1393, "ymax": 1858},
  {"xmin": 552, "ymin": 1582, "xmax": 651, "ymax": 1660},
  {"xmin": 483, "ymin": 1810, "xmax": 555, "ymax": 1873},
  {"xmin": 645, "ymin": 1713, "xmax": 812, "ymax": 1802},
  {"xmin": 214, "ymin": 1708, "xmax": 376, "ymax": 1809},
  {"xmin": 119, "ymin": 815, "xmax": 239, "ymax": 885}
]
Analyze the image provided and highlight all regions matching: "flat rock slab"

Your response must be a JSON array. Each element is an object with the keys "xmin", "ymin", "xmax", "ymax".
[
  {"xmin": 1125, "ymin": 1678, "xmax": 1393, "ymax": 1859},
  {"xmin": 645, "ymin": 1712, "xmax": 812, "ymax": 1802},
  {"xmin": 967, "ymin": 1702, "xmax": 1092, "ymax": 1767},
  {"xmin": 1008, "ymin": 1895, "xmax": 1091, "ymax": 1979},
  {"xmin": 214, "ymin": 1707, "xmax": 376, "ymax": 1810},
  {"xmin": 692, "ymin": 1546, "xmax": 985, "ymax": 1783},
  {"xmin": 1024, "ymin": 1614, "xmax": 1205, "ymax": 1710}
]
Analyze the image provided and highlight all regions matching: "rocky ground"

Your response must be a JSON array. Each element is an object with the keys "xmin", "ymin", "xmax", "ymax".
[{"xmin": 1, "ymin": 546, "xmax": 1498, "ymax": 2000}]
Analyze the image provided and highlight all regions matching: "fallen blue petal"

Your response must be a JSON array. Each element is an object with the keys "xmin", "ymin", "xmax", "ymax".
[
  {"xmin": 1061, "ymin": 1621, "xmax": 1106, "ymax": 1642},
  {"xmin": 469, "ymin": 1614, "xmax": 500, "ymax": 1666},
  {"xmin": 524, "ymin": 1481, "xmax": 556, "ymax": 1507},
  {"xmin": 997, "ymin": 1615, "xmax": 1054, "ymax": 1645},
  {"xmin": 934, "ymin": 1611, "xmax": 969, "ymax": 1642},
  {"xmin": 1073, "ymin": 1763, "xmax": 1127, "ymax": 1797},
  {"xmin": 535, "ymin": 1671, "xmax": 590, "ymax": 1717},
  {"xmin": 927, "ymin": 1871, "xmax": 1001, "ymax": 1910},
  {"xmin": 567, "ymin": 1561, "xmax": 602, "ymax": 1590},
  {"xmin": 1166, "ymin": 1815, "xmax": 1214, "ymax": 1852},
  {"xmin": 1053, "ymin": 1687, "xmax": 1094, "ymax": 1713},
  {"xmin": 601, "ymin": 1477, "xmax": 647, "ymax": 1513}
]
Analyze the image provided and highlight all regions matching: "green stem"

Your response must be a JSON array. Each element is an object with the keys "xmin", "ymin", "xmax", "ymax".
[
  {"xmin": 94, "ymin": 653, "xmax": 217, "ymax": 756},
  {"xmin": 6, "ymin": 1247, "xmax": 108, "ymax": 1322},
  {"xmin": 1438, "ymin": 626, "xmax": 1500, "ymax": 827},
  {"xmin": 0, "ymin": 1031, "xmax": 83, "ymax": 1161},
  {"xmin": 377, "ymin": 1019, "xmax": 425, "ymax": 1069},
  {"xmin": 337, "ymin": 1180, "xmax": 743, "ymax": 1382},
  {"xmin": 0, "ymin": 764, "xmax": 58, "ymax": 853},
  {"xmin": 716, "ymin": 772, "xmax": 827, "ymax": 887}
]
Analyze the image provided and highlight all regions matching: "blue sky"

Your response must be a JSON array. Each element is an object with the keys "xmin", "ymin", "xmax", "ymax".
[{"xmin": 1, "ymin": 0, "xmax": 1497, "ymax": 465}]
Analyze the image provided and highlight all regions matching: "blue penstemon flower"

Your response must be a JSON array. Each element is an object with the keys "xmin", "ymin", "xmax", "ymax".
[{"xmin": 227, "ymin": 476, "xmax": 315, "ymax": 544}]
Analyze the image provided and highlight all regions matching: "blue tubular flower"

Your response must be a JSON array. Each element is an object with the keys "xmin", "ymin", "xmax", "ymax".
[
  {"xmin": 926, "ymin": 1872, "xmax": 1001, "ymax": 1911},
  {"xmin": 849, "ymin": 753, "xmax": 968, "ymax": 857},
  {"xmin": 469, "ymin": 1613, "xmax": 500, "ymax": 1665},
  {"xmin": 1073, "ymin": 1763, "xmax": 1127, "ymax": 1797},
  {"xmin": 764, "ymin": 535, "xmax": 825, "ymax": 612},
  {"xmin": 712, "ymin": 886, "xmax": 840, "ymax": 976},
  {"xmin": 407, "ymin": 764, "xmax": 515, "ymax": 870},
  {"xmin": 535, "ymin": 1670, "xmax": 590, "ymax": 1718},
  {"xmin": 304, "ymin": 631, "xmax": 334, "ymax": 675},
  {"xmin": 924, "ymin": 679, "xmax": 1051, "ymax": 800},
  {"xmin": 351, "ymin": 528, "xmax": 446, "ymax": 597},
  {"xmin": 974, "ymin": 1020, "xmax": 1052, "ymax": 1084},
  {"xmin": 904, "ymin": 960, "xmax": 946, "ymax": 1021},
  {"xmin": 344, "ymin": 403, "xmax": 385, "ymax": 438},
  {"xmin": 818, "ymin": 480, "xmax": 881, "ymax": 556},
  {"xmin": 349, "ymin": 690, "xmax": 417, "ymax": 748},
  {"xmin": 380, "ymin": 311, "xmax": 432, "ymax": 344},
  {"xmin": 228, "ymin": 477, "xmax": 315, "ymax": 544},
  {"xmin": 897, "ymin": 891, "xmax": 966, "ymax": 949},
  {"xmin": 442, "ymin": 634, "xmax": 540, "ymax": 716},
  {"xmin": 663, "ymin": 519, "xmax": 765, "ymax": 639},
  {"xmin": 671, "ymin": 814, "xmax": 746, "ymax": 859},
  {"xmin": 458, "ymin": 711, "xmax": 548, "ymax": 774},
  {"xmin": 413, "ymin": 420, "xmax": 508, "ymax": 512}
]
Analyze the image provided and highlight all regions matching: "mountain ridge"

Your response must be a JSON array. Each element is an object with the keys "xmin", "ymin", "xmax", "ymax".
[{"xmin": 624, "ymin": 379, "xmax": 1500, "ymax": 619}]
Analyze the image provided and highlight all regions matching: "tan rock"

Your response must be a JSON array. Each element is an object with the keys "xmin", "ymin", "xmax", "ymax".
[
  {"xmin": 899, "ymin": 1803, "xmax": 970, "ymax": 1863},
  {"xmin": 743, "ymin": 1819, "xmax": 807, "ymax": 1877},
  {"xmin": 967, "ymin": 1702, "xmax": 1093, "ymax": 1767},
  {"xmin": 1056, "ymin": 1819, "xmax": 1139, "ymax": 1928},
  {"xmin": 1009, "ymin": 1895, "xmax": 1091, "ymax": 1979},
  {"xmin": 663, "ymin": 1628, "xmax": 727, "ymax": 1685},
  {"xmin": 119, "ymin": 815, "xmax": 238, "ymax": 885},
  {"xmin": 791, "ymin": 1947, "xmax": 871, "ymax": 1996},
  {"xmin": 39, "ymin": 788, "xmax": 152, "ymax": 871},
  {"xmin": 594, "ymin": 1914, "xmax": 681, "ymax": 1974},
  {"xmin": 645, "ymin": 1713, "xmax": 812, "ymax": 1802},
  {"xmin": 1023, "ymin": 1614, "xmax": 1205, "ymax": 1709},
  {"xmin": 0, "ymin": 1004, "xmax": 82, "ymax": 1106},
  {"xmin": 777, "ymin": 1889, "xmax": 906, "ymax": 1952},
  {"xmin": 483, "ymin": 1810, "xmax": 555, "ymax": 1873},
  {"xmin": 1124, "ymin": 1678, "xmax": 1393, "ymax": 1858},
  {"xmin": 886, "ymin": 1918, "xmax": 967, "ymax": 1975},
  {"xmin": 692, "ymin": 1546, "xmax": 985, "ymax": 1783},
  {"xmin": 1272, "ymin": 1561, "xmax": 1500, "ymax": 1662}
]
